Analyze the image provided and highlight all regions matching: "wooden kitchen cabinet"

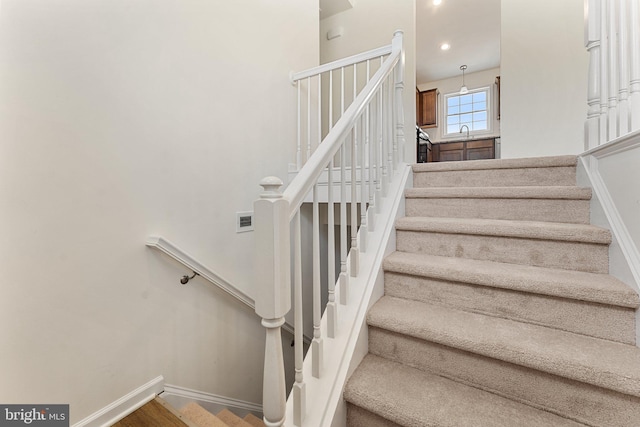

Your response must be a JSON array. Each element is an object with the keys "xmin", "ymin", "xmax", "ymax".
[
  {"xmin": 417, "ymin": 88, "xmax": 437, "ymax": 128},
  {"xmin": 432, "ymin": 138, "xmax": 495, "ymax": 162}
]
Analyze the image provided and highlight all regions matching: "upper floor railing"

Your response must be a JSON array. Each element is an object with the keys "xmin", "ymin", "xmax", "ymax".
[
  {"xmin": 253, "ymin": 31, "xmax": 406, "ymax": 427},
  {"xmin": 291, "ymin": 41, "xmax": 393, "ymax": 171},
  {"xmin": 585, "ymin": 0, "xmax": 640, "ymax": 149}
]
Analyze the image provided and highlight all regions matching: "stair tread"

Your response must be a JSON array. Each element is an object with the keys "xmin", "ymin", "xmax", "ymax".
[
  {"xmin": 242, "ymin": 413, "xmax": 265, "ymax": 427},
  {"xmin": 406, "ymin": 185, "xmax": 592, "ymax": 199},
  {"xmin": 384, "ymin": 252, "xmax": 640, "ymax": 308},
  {"xmin": 217, "ymin": 409, "xmax": 253, "ymax": 427},
  {"xmin": 396, "ymin": 216, "xmax": 611, "ymax": 244},
  {"xmin": 180, "ymin": 403, "xmax": 228, "ymax": 427},
  {"xmin": 345, "ymin": 354, "xmax": 584, "ymax": 427},
  {"xmin": 368, "ymin": 296, "xmax": 640, "ymax": 397},
  {"xmin": 412, "ymin": 155, "xmax": 577, "ymax": 172}
]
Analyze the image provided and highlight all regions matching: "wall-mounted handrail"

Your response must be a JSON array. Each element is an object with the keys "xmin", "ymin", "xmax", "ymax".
[
  {"xmin": 147, "ymin": 236, "xmax": 255, "ymax": 308},
  {"xmin": 146, "ymin": 236, "xmax": 308, "ymax": 341}
]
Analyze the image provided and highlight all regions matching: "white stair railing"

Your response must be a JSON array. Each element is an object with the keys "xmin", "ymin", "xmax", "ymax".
[
  {"xmin": 585, "ymin": 0, "xmax": 640, "ymax": 149},
  {"xmin": 254, "ymin": 31, "xmax": 406, "ymax": 427},
  {"xmin": 291, "ymin": 40, "xmax": 393, "ymax": 171}
]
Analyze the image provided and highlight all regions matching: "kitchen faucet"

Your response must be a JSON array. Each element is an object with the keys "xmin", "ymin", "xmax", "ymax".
[{"xmin": 460, "ymin": 125, "xmax": 470, "ymax": 139}]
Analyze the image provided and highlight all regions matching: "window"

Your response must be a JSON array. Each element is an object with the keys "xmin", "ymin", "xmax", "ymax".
[{"xmin": 444, "ymin": 87, "xmax": 490, "ymax": 136}]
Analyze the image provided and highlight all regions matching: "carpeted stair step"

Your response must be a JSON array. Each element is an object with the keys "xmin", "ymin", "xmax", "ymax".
[
  {"xmin": 413, "ymin": 155, "xmax": 578, "ymax": 188},
  {"xmin": 383, "ymin": 252, "xmax": 639, "ymax": 343},
  {"xmin": 344, "ymin": 354, "xmax": 584, "ymax": 427},
  {"xmin": 395, "ymin": 216, "xmax": 611, "ymax": 273},
  {"xmin": 405, "ymin": 186, "xmax": 591, "ymax": 223},
  {"xmin": 367, "ymin": 296, "xmax": 640, "ymax": 426}
]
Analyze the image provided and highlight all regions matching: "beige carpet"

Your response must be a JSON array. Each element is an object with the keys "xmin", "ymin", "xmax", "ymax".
[{"xmin": 345, "ymin": 156, "xmax": 640, "ymax": 426}]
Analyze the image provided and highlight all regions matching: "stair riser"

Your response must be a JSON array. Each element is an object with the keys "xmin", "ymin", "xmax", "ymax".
[
  {"xmin": 405, "ymin": 198, "xmax": 590, "ymax": 224},
  {"xmin": 384, "ymin": 272, "xmax": 636, "ymax": 344},
  {"xmin": 369, "ymin": 328, "xmax": 640, "ymax": 427},
  {"xmin": 396, "ymin": 230, "xmax": 609, "ymax": 273},
  {"xmin": 347, "ymin": 404, "xmax": 401, "ymax": 427},
  {"xmin": 413, "ymin": 166, "xmax": 576, "ymax": 188}
]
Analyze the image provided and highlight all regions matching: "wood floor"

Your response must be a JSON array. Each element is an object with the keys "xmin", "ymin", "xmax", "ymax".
[{"xmin": 112, "ymin": 397, "xmax": 194, "ymax": 427}]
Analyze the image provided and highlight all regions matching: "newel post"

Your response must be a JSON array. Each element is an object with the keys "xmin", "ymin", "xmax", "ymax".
[
  {"xmin": 254, "ymin": 176, "xmax": 290, "ymax": 427},
  {"xmin": 392, "ymin": 30, "xmax": 406, "ymax": 165}
]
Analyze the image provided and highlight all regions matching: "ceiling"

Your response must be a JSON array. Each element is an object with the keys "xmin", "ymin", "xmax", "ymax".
[
  {"xmin": 416, "ymin": 0, "xmax": 501, "ymax": 84},
  {"xmin": 319, "ymin": 0, "xmax": 501, "ymax": 85}
]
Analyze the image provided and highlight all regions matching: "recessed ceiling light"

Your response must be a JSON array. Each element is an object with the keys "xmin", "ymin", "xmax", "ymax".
[
  {"xmin": 433, "ymin": 0, "xmax": 442, "ymax": 5},
  {"xmin": 440, "ymin": 43, "xmax": 450, "ymax": 51}
]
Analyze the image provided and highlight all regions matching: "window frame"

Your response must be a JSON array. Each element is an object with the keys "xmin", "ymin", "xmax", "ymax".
[{"xmin": 442, "ymin": 86, "xmax": 492, "ymax": 139}]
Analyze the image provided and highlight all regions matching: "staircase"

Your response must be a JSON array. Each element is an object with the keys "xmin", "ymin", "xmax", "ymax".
[{"xmin": 344, "ymin": 155, "xmax": 640, "ymax": 426}]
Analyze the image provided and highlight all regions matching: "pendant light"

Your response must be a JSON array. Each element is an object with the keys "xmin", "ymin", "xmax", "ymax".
[{"xmin": 459, "ymin": 65, "xmax": 469, "ymax": 94}]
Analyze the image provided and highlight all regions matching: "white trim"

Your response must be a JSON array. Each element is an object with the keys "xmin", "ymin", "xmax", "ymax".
[
  {"xmin": 579, "ymin": 159, "xmax": 640, "ymax": 291},
  {"xmin": 72, "ymin": 376, "xmax": 164, "ymax": 427},
  {"xmin": 582, "ymin": 128, "xmax": 640, "ymax": 156},
  {"xmin": 146, "ymin": 236, "xmax": 255, "ymax": 309},
  {"xmin": 161, "ymin": 384, "xmax": 262, "ymax": 418}
]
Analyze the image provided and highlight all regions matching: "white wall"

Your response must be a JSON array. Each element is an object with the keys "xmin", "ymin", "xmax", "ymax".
[
  {"xmin": 320, "ymin": 0, "xmax": 417, "ymax": 162},
  {"xmin": 417, "ymin": 67, "xmax": 501, "ymax": 143},
  {"xmin": 500, "ymin": 0, "xmax": 588, "ymax": 159},
  {"xmin": 0, "ymin": 0, "xmax": 317, "ymax": 423}
]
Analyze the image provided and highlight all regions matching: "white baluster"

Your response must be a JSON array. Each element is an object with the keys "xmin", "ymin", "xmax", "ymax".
[
  {"xmin": 608, "ymin": 0, "xmax": 620, "ymax": 140},
  {"xmin": 350, "ymin": 126, "xmax": 360, "ymax": 277},
  {"xmin": 359, "ymin": 113, "xmax": 368, "ymax": 253},
  {"xmin": 312, "ymin": 184, "xmax": 323, "ymax": 378},
  {"xmin": 617, "ymin": 0, "xmax": 630, "ymax": 135},
  {"xmin": 254, "ymin": 177, "xmax": 290, "ymax": 427},
  {"xmin": 341, "ymin": 67, "xmax": 345, "ymax": 125},
  {"xmin": 329, "ymin": 70, "xmax": 334, "ymax": 130},
  {"xmin": 292, "ymin": 211, "xmax": 305, "ymax": 426},
  {"xmin": 377, "ymin": 86, "xmax": 386, "ymax": 204},
  {"xmin": 366, "ymin": 59, "xmax": 376, "ymax": 232},
  {"xmin": 307, "ymin": 77, "xmax": 312, "ymax": 161},
  {"xmin": 340, "ymin": 145, "xmax": 348, "ymax": 305},
  {"xmin": 327, "ymin": 160, "xmax": 337, "ymax": 338},
  {"xmin": 297, "ymin": 82, "xmax": 301, "ymax": 169},
  {"xmin": 599, "ymin": 0, "xmax": 610, "ymax": 144},
  {"xmin": 387, "ymin": 74, "xmax": 394, "ymax": 181},
  {"xmin": 381, "ymin": 80, "xmax": 390, "ymax": 197},
  {"xmin": 585, "ymin": 0, "xmax": 602, "ymax": 149},
  {"xmin": 318, "ymin": 74, "xmax": 322, "ymax": 146},
  {"xmin": 630, "ymin": 0, "xmax": 640, "ymax": 131}
]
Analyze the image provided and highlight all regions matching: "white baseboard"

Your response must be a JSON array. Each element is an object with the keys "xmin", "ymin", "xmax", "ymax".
[
  {"xmin": 72, "ymin": 376, "xmax": 164, "ymax": 427},
  {"xmin": 161, "ymin": 384, "xmax": 263, "ymax": 419}
]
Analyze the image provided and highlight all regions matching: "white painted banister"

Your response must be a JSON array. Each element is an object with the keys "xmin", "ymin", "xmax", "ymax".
[{"xmin": 254, "ymin": 31, "xmax": 405, "ymax": 427}]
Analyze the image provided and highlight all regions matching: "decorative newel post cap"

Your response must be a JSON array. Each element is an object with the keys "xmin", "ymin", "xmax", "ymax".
[{"xmin": 259, "ymin": 176, "xmax": 284, "ymax": 199}]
